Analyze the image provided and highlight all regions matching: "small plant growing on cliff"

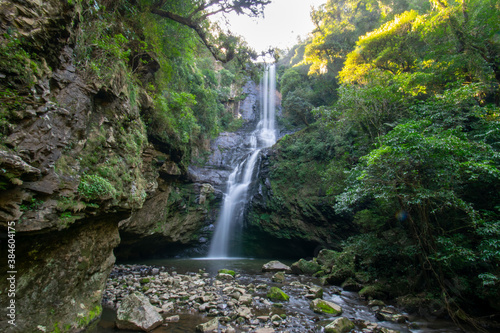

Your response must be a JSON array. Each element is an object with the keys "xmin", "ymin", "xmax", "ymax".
[{"xmin": 78, "ymin": 174, "xmax": 116, "ymax": 201}]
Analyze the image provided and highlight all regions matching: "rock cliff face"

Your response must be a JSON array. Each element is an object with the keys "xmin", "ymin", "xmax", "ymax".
[
  {"xmin": 0, "ymin": 1, "xmax": 262, "ymax": 330},
  {"xmin": 244, "ymin": 139, "xmax": 357, "ymax": 259},
  {"xmin": 114, "ymin": 80, "xmax": 262, "ymax": 259},
  {"xmin": 0, "ymin": 1, "xmax": 153, "ymax": 331}
]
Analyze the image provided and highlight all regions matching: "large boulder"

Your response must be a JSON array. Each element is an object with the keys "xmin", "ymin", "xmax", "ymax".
[
  {"xmin": 324, "ymin": 317, "xmax": 356, "ymax": 333},
  {"xmin": 375, "ymin": 306, "xmax": 407, "ymax": 323},
  {"xmin": 262, "ymin": 260, "xmax": 292, "ymax": 273},
  {"xmin": 196, "ymin": 317, "xmax": 219, "ymax": 332},
  {"xmin": 310, "ymin": 298, "xmax": 342, "ymax": 315},
  {"xmin": 116, "ymin": 293, "xmax": 164, "ymax": 331},
  {"xmin": 316, "ymin": 249, "xmax": 339, "ymax": 267},
  {"xmin": 290, "ymin": 258, "xmax": 322, "ymax": 275}
]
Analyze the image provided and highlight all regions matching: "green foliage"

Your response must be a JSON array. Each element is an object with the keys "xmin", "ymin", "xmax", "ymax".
[
  {"xmin": 334, "ymin": 79, "xmax": 408, "ymax": 139},
  {"xmin": 78, "ymin": 174, "xmax": 117, "ymax": 201},
  {"xmin": 278, "ymin": 64, "xmax": 336, "ymax": 127},
  {"xmin": 273, "ymin": 0, "xmax": 500, "ymax": 321},
  {"xmin": 20, "ymin": 198, "xmax": 44, "ymax": 211},
  {"xmin": 0, "ymin": 33, "xmax": 41, "ymax": 87}
]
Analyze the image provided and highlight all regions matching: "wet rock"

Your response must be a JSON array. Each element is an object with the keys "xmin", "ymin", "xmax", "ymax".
[
  {"xmin": 291, "ymin": 258, "xmax": 322, "ymax": 275},
  {"xmin": 341, "ymin": 277, "xmax": 363, "ymax": 292},
  {"xmin": 218, "ymin": 269, "xmax": 236, "ymax": 277},
  {"xmin": 375, "ymin": 306, "xmax": 407, "ymax": 323},
  {"xmin": 316, "ymin": 249, "xmax": 339, "ymax": 267},
  {"xmin": 262, "ymin": 260, "xmax": 292, "ymax": 273},
  {"xmin": 266, "ymin": 286, "xmax": 290, "ymax": 302},
  {"xmin": 236, "ymin": 306, "xmax": 252, "ymax": 320},
  {"xmin": 306, "ymin": 285, "xmax": 323, "ymax": 299},
  {"xmin": 239, "ymin": 294, "xmax": 253, "ymax": 305},
  {"xmin": 116, "ymin": 293, "xmax": 163, "ymax": 331},
  {"xmin": 217, "ymin": 273, "xmax": 234, "ymax": 280},
  {"xmin": 255, "ymin": 328, "xmax": 275, "ymax": 333},
  {"xmin": 271, "ymin": 271, "xmax": 286, "ymax": 283},
  {"xmin": 271, "ymin": 314, "xmax": 282, "ymax": 325},
  {"xmin": 310, "ymin": 298, "xmax": 342, "ymax": 315},
  {"xmin": 359, "ymin": 284, "xmax": 387, "ymax": 300},
  {"xmin": 196, "ymin": 317, "xmax": 219, "ymax": 332},
  {"xmin": 165, "ymin": 315, "xmax": 180, "ymax": 322},
  {"xmin": 324, "ymin": 316, "xmax": 356, "ymax": 333},
  {"xmin": 368, "ymin": 299, "xmax": 385, "ymax": 307}
]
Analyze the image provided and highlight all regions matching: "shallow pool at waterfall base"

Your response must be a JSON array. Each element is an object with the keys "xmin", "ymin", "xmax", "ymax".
[
  {"xmin": 117, "ymin": 257, "xmax": 293, "ymax": 275},
  {"xmin": 91, "ymin": 258, "xmax": 463, "ymax": 333}
]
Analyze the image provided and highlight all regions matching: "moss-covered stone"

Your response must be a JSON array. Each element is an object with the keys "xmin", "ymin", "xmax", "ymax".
[
  {"xmin": 359, "ymin": 283, "xmax": 387, "ymax": 300},
  {"xmin": 310, "ymin": 298, "xmax": 342, "ymax": 315},
  {"xmin": 218, "ymin": 269, "xmax": 236, "ymax": 277},
  {"xmin": 324, "ymin": 316, "xmax": 355, "ymax": 333},
  {"xmin": 267, "ymin": 287, "xmax": 290, "ymax": 302},
  {"xmin": 291, "ymin": 258, "xmax": 322, "ymax": 275},
  {"xmin": 341, "ymin": 277, "xmax": 362, "ymax": 292},
  {"xmin": 272, "ymin": 271, "xmax": 286, "ymax": 283},
  {"xmin": 316, "ymin": 249, "xmax": 340, "ymax": 267}
]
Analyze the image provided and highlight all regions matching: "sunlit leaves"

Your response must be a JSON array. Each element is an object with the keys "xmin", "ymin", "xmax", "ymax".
[{"xmin": 339, "ymin": 10, "xmax": 422, "ymax": 84}]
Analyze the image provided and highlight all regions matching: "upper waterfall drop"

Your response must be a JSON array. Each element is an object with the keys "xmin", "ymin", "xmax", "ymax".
[{"xmin": 208, "ymin": 64, "xmax": 278, "ymax": 258}]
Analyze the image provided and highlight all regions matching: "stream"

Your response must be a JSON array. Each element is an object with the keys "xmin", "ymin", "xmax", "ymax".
[{"xmin": 91, "ymin": 258, "xmax": 463, "ymax": 333}]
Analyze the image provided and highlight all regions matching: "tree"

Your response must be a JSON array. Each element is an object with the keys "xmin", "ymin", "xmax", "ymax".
[
  {"xmin": 149, "ymin": 0, "xmax": 270, "ymax": 63},
  {"xmin": 429, "ymin": 0, "xmax": 500, "ymax": 88},
  {"xmin": 305, "ymin": 0, "xmax": 382, "ymax": 75},
  {"xmin": 336, "ymin": 119, "xmax": 500, "ymax": 325}
]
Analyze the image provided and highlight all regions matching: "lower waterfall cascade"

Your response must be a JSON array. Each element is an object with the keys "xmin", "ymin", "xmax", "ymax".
[{"xmin": 208, "ymin": 64, "xmax": 277, "ymax": 258}]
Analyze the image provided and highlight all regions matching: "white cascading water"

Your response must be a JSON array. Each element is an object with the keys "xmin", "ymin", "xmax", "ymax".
[{"xmin": 208, "ymin": 64, "xmax": 277, "ymax": 258}]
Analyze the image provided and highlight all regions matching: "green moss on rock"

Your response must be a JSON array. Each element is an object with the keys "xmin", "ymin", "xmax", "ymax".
[
  {"xmin": 291, "ymin": 258, "xmax": 322, "ymax": 275},
  {"xmin": 316, "ymin": 249, "xmax": 339, "ymax": 267},
  {"xmin": 324, "ymin": 316, "xmax": 355, "ymax": 333},
  {"xmin": 267, "ymin": 286, "xmax": 290, "ymax": 302},
  {"xmin": 310, "ymin": 298, "xmax": 342, "ymax": 315},
  {"xmin": 218, "ymin": 269, "xmax": 236, "ymax": 277}
]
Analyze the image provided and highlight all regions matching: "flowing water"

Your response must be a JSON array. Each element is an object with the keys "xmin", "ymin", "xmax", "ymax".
[{"xmin": 208, "ymin": 64, "xmax": 277, "ymax": 258}]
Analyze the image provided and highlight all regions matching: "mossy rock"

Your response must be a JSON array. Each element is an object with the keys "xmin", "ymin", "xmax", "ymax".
[
  {"xmin": 341, "ymin": 277, "xmax": 362, "ymax": 292},
  {"xmin": 313, "ymin": 270, "xmax": 326, "ymax": 277},
  {"xmin": 218, "ymin": 269, "xmax": 236, "ymax": 277},
  {"xmin": 266, "ymin": 287, "xmax": 290, "ymax": 302},
  {"xmin": 140, "ymin": 278, "xmax": 150, "ymax": 284},
  {"xmin": 323, "ymin": 267, "xmax": 354, "ymax": 286},
  {"xmin": 359, "ymin": 283, "xmax": 387, "ymax": 300},
  {"xmin": 310, "ymin": 298, "xmax": 342, "ymax": 315},
  {"xmin": 316, "ymin": 249, "xmax": 339, "ymax": 267},
  {"xmin": 272, "ymin": 271, "xmax": 286, "ymax": 283},
  {"xmin": 291, "ymin": 258, "xmax": 322, "ymax": 275},
  {"xmin": 324, "ymin": 316, "xmax": 355, "ymax": 333}
]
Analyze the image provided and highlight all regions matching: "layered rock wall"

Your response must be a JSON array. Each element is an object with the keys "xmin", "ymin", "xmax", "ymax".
[{"xmin": 0, "ymin": 1, "xmax": 158, "ymax": 331}]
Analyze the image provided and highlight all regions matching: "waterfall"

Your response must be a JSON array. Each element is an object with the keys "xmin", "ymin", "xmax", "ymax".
[{"xmin": 208, "ymin": 64, "xmax": 277, "ymax": 258}]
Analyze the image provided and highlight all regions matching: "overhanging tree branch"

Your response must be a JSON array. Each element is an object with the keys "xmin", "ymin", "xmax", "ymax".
[{"xmin": 150, "ymin": 0, "xmax": 271, "ymax": 63}]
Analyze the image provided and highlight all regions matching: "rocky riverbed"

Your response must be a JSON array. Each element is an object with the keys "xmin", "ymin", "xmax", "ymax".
[{"xmin": 96, "ymin": 261, "xmax": 462, "ymax": 333}]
